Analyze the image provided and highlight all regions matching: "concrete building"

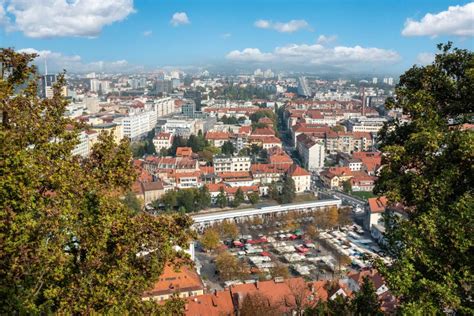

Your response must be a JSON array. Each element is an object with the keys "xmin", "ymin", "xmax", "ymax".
[
  {"xmin": 296, "ymin": 134, "xmax": 326, "ymax": 171},
  {"xmin": 213, "ymin": 155, "xmax": 251, "ymax": 173}
]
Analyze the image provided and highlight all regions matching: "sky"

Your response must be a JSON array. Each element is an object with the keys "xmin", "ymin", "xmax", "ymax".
[{"xmin": 0, "ymin": 0, "xmax": 473, "ymax": 75}]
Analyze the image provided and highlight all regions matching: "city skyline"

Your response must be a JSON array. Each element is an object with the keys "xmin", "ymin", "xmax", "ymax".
[{"xmin": 1, "ymin": 0, "xmax": 473, "ymax": 74}]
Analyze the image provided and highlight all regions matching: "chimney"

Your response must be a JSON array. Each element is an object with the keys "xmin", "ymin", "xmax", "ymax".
[
  {"xmin": 309, "ymin": 283, "xmax": 315, "ymax": 293},
  {"xmin": 255, "ymin": 280, "xmax": 259, "ymax": 289},
  {"xmin": 214, "ymin": 289, "xmax": 218, "ymax": 297}
]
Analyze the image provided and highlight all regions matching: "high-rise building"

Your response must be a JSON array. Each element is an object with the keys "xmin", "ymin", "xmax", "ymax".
[
  {"xmin": 372, "ymin": 77, "xmax": 378, "ymax": 84},
  {"xmin": 155, "ymin": 80, "xmax": 173, "ymax": 94},
  {"xmin": 90, "ymin": 78, "xmax": 101, "ymax": 93},
  {"xmin": 297, "ymin": 76, "xmax": 312, "ymax": 97},
  {"xmin": 388, "ymin": 77, "xmax": 394, "ymax": 85},
  {"xmin": 40, "ymin": 74, "xmax": 57, "ymax": 98},
  {"xmin": 39, "ymin": 74, "xmax": 67, "ymax": 99}
]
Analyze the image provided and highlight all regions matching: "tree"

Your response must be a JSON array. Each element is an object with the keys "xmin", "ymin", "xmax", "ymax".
[
  {"xmin": 269, "ymin": 181, "xmax": 279, "ymax": 200},
  {"xmin": 338, "ymin": 206, "xmax": 352, "ymax": 227},
  {"xmin": 196, "ymin": 186, "xmax": 211, "ymax": 210},
  {"xmin": 200, "ymin": 229, "xmax": 220, "ymax": 252},
  {"xmin": 122, "ymin": 191, "xmax": 142, "ymax": 213},
  {"xmin": 215, "ymin": 251, "xmax": 243, "ymax": 281},
  {"xmin": 239, "ymin": 292, "xmax": 280, "ymax": 316},
  {"xmin": 374, "ymin": 43, "xmax": 474, "ymax": 314},
  {"xmin": 270, "ymin": 263, "xmax": 290, "ymax": 279},
  {"xmin": 247, "ymin": 192, "xmax": 260, "ymax": 205},
  {"xmin": 282, "ymin": 176, "xmax": 296, "ymax": 204},
  {"xmin": 233, "ymin": 187, "xmax": 245, "ymax": 207},
  {"xmin": 326, "ymin": 207, "xmax": 339, "ymax": 228},
  {"xmin": 351, "ymin": 277, "xmax": 383, "ymax": 316},
  {"xmin": 305, "ymin": 225, "xmax": 320, "ymax": 240},
  {"xmin": 218, "ymin": 220, "xmax": 239, "ymax": 240},
  {"xmin": 342, "ymin": 180, "xmax": 352, "ymax": 193},
  {"xmin": 221, "ymin": 141, "xmax": 235, "ymax": 156},
  {"xmin": 0, "ymin": 49, "xmax": 193, "ymax": 314},
  {"xmin": 216, "ymin": 187, "xmax": 227, "ymax": 208}
]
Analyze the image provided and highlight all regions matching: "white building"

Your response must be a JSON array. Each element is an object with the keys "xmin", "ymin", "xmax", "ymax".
[
  {"xmin": 296, "ymin": 134, "xmax": 326, "ymax": 171},
  {"xmin": 161, "ymin": 119, "xmax": 196, "ymax": 137},
  {"xmin": 119, "ymin": 110, "xmax": 155, "ymax": 139},
  {"xmin": 213, "ymin": 156, "xmax": 251, "ymax": 173},
  {"xmin": 154, "ymin": 97, "xmax": 175, "ymax": 117},
  {"xmin": 153, "ymin": 132, "xmax": 173, "ymax": 152},
  {"xmin": 346, "ymin": 117, "xmax": 388, "ymax": 134},
  {"xmin": 288, "ymin": 165, "xmax": 311, "ymax": 193}
]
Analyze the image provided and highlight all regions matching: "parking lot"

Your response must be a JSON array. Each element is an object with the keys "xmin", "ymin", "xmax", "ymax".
[{"xmin": 195, "ymin": 207, "xmax": 391, "ymax": 292}]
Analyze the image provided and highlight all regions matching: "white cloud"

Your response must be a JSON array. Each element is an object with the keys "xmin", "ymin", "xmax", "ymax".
[
  {"xmin": 17, "ymin": 48, "xmax": 141, "ymax": 73},
  {"xmin": 226, "ymin": 48, "xmax": 274, "ymax": 62},
  {"xmin": 254, "ymin": 19, "xmax": 311, "ymax": 33},
  {"xmin": 416, "ymin": 52, "xmax": 435, "ymax": 65},
  {"xmin": 316, "ymin": 34, "xmax": 337, "ymax": 45},
  {"xmin": 226, "ymin": 42, "xmax": 400, "ymax": 67},
  {"xmin": 402, "ymin": 2, "xmax": 474, "ymax": 37},
  {"xmin": 143, "ymin": 30, "xmax": 152, "ymax": 36},
  {"xmin": 170, "ymin": 12, "xmax": 190, "ymax": 26},
  {"xmin": 2, "ymin": 0, "xmax": 135, "ymax": 38},
  {"xmin": 221, "ymin": 32, "xmax": 231, "ymax": 39}
]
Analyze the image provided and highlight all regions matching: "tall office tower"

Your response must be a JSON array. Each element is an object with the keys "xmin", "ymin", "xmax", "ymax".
[
  {"xmin": 388, "ymin": 77, "xmax": 394, "ymax": 85},
  {"xmin": 155, "ymin": 79, "xmax": 173, "ymax": 94},
  {"xmin": 383, "ymin": 77, "xmax": 388, "ymax": 84},
  {"xmin": 40, "ymin": 74, "xmax": 57, "ymax": 98},
  {"xmin": 372, "ymin": 77, "xmax": 378, "ymax": 84}
]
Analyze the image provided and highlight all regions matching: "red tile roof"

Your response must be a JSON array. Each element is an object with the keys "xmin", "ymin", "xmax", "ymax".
[
  {"xmin": 368, "ymin": 196, "xmax": 388, "ymax": 213},
  {"xmin": 143, "ymin": 264, "xmax": 204, "ymax": 298},
  {"xmin": 288, "ymin": 164, "xmax": 310, "ymax": 177},
  {"xmin": 252, "ymin": 127, "xmax": 275, "ymax": 136},
  {"xmin": 176, "ymin": 147, "xmax": 193, "ymax": 157},
  {"xmin": 205, "ymin": 131, "xmax": 230, "ymax": 140},
  {"xmin": 185, "ymin": 290, "xmax": 234, "ymax": 316}
]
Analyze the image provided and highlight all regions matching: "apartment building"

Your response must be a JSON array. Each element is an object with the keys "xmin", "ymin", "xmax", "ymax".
[{"xmin": 213, "ymin": 155, "xmax": 251, "ymax": 173}]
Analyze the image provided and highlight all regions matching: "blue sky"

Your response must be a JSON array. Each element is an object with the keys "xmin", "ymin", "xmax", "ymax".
[{"xmin": 1, "ymin": 0, "xmax": 473, "ymax": 74}]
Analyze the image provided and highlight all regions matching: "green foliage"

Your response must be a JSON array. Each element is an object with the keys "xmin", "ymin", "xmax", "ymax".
[
  {"xmin": 219, "ymin": 115, "xmax": 239, "ymax": 125},
  {"xmin": 221, "ymin": 141, "xmax": 236, "ymax": 156},
  {"xmin": 351, "ymin": 277, "xmax": 383, "ymax": 316},
  {"xmin": 216, "ymin": 187, "xmax": 227, "ymax": 208},
  {"xmin": 280, "ymin": 176, "xmax": 296, "ymax": 204},
  {"xmin": 374, "ymin": 43, "xmax": 474, "ymax": 313},
  {"xmin": 342, "ymin": 180, "xmax": 352, "ymax": 193},
  {"xmin": 155, "ymin": 187, "xmax": 211, "ymax": 212},
  {"xmin": 249, "ymin": 109, "xmax": 276, "ymax": 124},
  {"xmin": 130, "ymin": 129, "xmax": 156, "ymax": 158},
  {"xmin": 0, "ymin": 49, "xmax": 193, "ymax": 314},
  {"xmin": 200, "ymin": 228, "xmax": 220, "ymax": 251},
  {"xmin": 247, "ymin": 192, "xmax": 260, "ymax": 205},
  {"xmin": 232, "ymin": 187, "xmax": 245, "ymax": 207},
  {"xmin": 122, "ymin": 191, "xmax": 143, "ymax": 214},
  {"xmin": 219, "ymin": 85, "xmax": 272, "ymax": 100}
]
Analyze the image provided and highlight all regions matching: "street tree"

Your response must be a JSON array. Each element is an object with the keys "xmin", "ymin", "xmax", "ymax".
[
  {"xmin": 216, "ymin": 187, "xmax": 227, "ymax": 208},
  {"xmin": 200, "ymin": 228, "xmax": 220, "ymax": 252},
  {"xmin": 233, "ymin": 187, "xmax": 245, "ymax": 207},
  {"xmin": 247, "ymin": 192, "xmax": 260, "ymax": 205}
]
